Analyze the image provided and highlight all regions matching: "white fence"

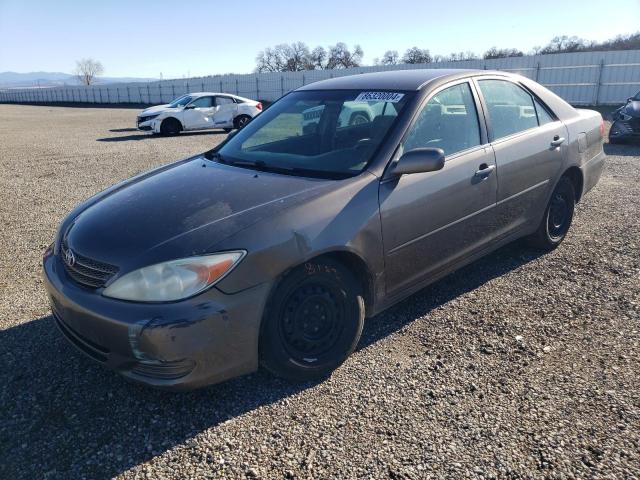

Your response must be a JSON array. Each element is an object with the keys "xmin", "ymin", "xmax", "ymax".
[{"xmin": 2, "ymin": 49, "xmax": 639, "ymax": 106}]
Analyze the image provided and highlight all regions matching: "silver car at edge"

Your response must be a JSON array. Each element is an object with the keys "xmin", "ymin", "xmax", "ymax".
[{"xmin": 44, "ymin": 69, "xmax": 605, "ymax": 389}]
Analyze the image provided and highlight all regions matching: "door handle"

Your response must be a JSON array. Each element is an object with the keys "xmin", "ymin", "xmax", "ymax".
[
  {"xmin": 474, "ymin": 164, "xmax": 496, "ymax": 177},
  {"xmin": 550, "ymin": 135, "xmax": 565, "ymax": 147}
]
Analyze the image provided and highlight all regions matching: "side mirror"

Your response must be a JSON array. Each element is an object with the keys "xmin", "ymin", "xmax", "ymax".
[{"xmin": 391, "ymin": 148, "xmax": 445, "ymax": 176}]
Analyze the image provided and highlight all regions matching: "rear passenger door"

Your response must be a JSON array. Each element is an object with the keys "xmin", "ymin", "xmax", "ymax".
[
  {"xmin": 212, "ymin": 96, "xmax": 237, "ymax": 128},
  {"xmin": 475, "ymin": 78, "xmax": 567, "ymax": 235},
  {"xmin": 379, "ymin": 81, "xmax": 498, "ymax": 296}
]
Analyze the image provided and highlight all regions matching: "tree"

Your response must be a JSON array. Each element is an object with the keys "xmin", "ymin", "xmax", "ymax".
[
  {"xmin": 309, "ymin": 46, "xmax": 328, "ymax": 69},
  {"xmin": 446, "ymin": 51, "xmax": 479, "ymax": 62},
  {"xmin": 540, "ymin": 35, "xmax": 586, "ymax": 54},
  {"xmin": 255, "ymin": 43, "xmax": 311, "ymax": 72},
  {"xmin": 401, "ymin": 47, "xmax": 432, "ymax": 64},
  {"xmin": 74, "ymin": 58, "xmax": 104, "ymax": 85},
  {"xmin": 325, "ymin": 42, "xmax": 364, "ymax": 69},
  {"xmin": 379, "ymin": 50, "xmax": 399, "ymax": 65},
  {"xmin": 255, "ymin": 42, "xmax": 363, "ymax": 72},
  {"xmin": 483, "ymin": 47, "xmax": 524, "ymax": 59}
]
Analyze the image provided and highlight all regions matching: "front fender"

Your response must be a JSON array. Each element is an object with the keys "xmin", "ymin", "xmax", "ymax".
[{"xmin": 213, "ymin": 173, "xmax": 385, "ymax": 297}]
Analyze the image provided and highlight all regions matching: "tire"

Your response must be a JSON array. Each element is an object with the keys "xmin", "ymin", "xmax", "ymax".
[
  {"xmin": 260, "ymin": 259, "xmax": 365, "ymax": 381},
  {"xmin": 527, "ymin": 176, "xmax": 575, "ymax": 250},
  {"xmin": 234, "ymin": 115, "xmax": 252, "ymax": 130},
  {"xmin": 349, "ymin": 111, "xmax": 370, "ymax": 126},
  {"xmin": 160, "ymin": 118, "xmax": 181, "ymax": 135}
]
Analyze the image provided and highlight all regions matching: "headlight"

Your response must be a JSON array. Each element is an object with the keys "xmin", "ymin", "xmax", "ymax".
[
  {"xmin": 103, "ymin": 251, "xmax": 245, "ymax": 302},
  {"xmin": 139, "ymin": 114, "xmax": 160, "ymax": 122}
]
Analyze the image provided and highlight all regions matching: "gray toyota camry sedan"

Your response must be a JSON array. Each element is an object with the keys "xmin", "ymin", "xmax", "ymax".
[{"xmin": 43, "ymin": 69, "xmax": 605, "ymax": 389}]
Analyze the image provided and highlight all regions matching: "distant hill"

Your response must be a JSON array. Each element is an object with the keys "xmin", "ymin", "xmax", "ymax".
[{"xmin": 0, "ymin": 71, "xmax": 157, "ymax": 88}]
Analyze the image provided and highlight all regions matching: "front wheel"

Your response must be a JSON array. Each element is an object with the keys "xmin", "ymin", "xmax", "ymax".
[
  {"xmin": 260, "ymin": 259, "xmax": 365, "ymax": 381},
  {"xmin": 160, "ymin": 118, "xmax": 181, "ymax": 135},
  {"xmin": 527, "ymin": 176, "xmax": 575, "ymax": 250}
]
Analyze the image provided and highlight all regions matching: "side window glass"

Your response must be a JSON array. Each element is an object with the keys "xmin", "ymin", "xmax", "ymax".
[
  {"xmin": 534, "ymin": 98, "xmax": 554, "ymax": 125},
  {"xmin": 403, "ymin": 82, "xmax": 481, "ymax": 156},
  {"xmin": 190, "ymin": 96, "xmax": 213, "ymax": 108},
  {"xmin": 478, "ymin": 80, "xmax": 538, "ymax": 139},
  {"xmin": 216, "ymin": 97, "xmax": 234, "ymax": 106}
]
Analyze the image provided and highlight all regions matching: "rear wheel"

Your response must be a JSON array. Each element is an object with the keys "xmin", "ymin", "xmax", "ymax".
[
  {"xmin": 160, "ymin": 118, "xmax": 181, "ymax": 135},
  {"xmin": 234, "ymin": 115, "xmax": 252, "ymax": 130},
  {"xmin": 260, "ymin": 259, "xmax": 365, "ymax": 381},
  {"xmin": 527, "ymin": 176, "xmax": 575, "ymax": 250}
]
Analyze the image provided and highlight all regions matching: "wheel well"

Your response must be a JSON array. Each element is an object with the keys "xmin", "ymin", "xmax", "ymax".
[
  {"xmin": 563, "ymin": 167, "xmax": 584, "ymax": 203},
  {"xmin": 311, "ymin": 251, "xmax": 374, "ymax": 315},
  {"xmin": 161, "ymin": 117, "xmax": 182, "ymax": 129},
  {"xmin": 272, "ymin": 251, "xmax": 375, "ymax": 317}
]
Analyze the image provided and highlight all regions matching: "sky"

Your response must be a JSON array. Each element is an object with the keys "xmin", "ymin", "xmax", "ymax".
[{"xmin": 1, "ymin": 0, "xmax": 639, "ymax": 78}]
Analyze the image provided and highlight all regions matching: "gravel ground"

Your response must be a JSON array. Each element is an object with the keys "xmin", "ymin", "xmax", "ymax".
[{"xmin": 0, "ymin": 104, "xmax": 639, "ymax": 479}]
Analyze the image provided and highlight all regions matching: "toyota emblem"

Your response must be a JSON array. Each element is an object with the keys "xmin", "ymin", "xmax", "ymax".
[{"xmin": 64, "ymin": 248, "xmax": 76, "ymax": 267}]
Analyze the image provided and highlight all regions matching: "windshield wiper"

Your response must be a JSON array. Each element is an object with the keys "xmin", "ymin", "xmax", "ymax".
[{"xmin": 205, "ymin": 152, "xmax": 352, "ymax": 179}]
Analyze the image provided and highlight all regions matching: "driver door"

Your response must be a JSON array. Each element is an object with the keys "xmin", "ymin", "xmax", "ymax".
[
  {"xmin": 182, "ymin": 96, "xmax": 215, "ymax": 130},
  {"xmin": 379, "ymin": 81, "xmax": 498, "ymax": 296}
]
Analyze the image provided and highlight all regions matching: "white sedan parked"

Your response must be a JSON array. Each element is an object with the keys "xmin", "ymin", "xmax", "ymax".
[{"xmin": 137, "ymin": 93, "xmax": 262, "ymax": 135}]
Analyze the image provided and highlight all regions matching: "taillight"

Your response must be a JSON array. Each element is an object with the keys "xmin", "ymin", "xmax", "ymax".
[
  {"xmin": 599, "ymin": 117, "xmax": 605, "ymax": 138},
  {"xmin": 256, "ymin": 102, "xmax": 263, "ymax": 111}
]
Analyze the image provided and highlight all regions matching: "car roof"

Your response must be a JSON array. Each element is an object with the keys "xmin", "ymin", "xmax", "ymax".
[
  {"xmin": 296, "ymin": 69, "xmax": 484, "ymax": 91},
  {"xmin": 188, "ymin": 92, "xmax": 236, "ymax": 97}
]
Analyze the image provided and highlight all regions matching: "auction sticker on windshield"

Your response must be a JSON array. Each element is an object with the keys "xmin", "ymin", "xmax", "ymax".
[{"xmin": 353, "ymin": 92, "xmax": 405, "ymax": 103}]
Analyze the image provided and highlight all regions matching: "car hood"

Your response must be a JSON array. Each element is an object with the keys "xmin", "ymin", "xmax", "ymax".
[
  {"xmin": 64, "ymin": 157, "xmax": 335, "ymax": 271},
  {"xmin": 139, "ymin": 104, "xmax": 177, "ymax": 116}
]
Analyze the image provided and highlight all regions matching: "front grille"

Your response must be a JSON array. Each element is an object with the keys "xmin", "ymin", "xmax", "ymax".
[{"xmin": 61, "ymin": 242, "xmax": 118, "ymax": 289}]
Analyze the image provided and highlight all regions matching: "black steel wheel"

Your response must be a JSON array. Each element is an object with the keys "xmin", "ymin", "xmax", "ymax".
[
  {"xmin": 527, "ymin": 176, "xmax": 575, "ymax": 250},
  {"xmin": 260, "ymin": 259, "xmax": 365, "ymax": 381}
]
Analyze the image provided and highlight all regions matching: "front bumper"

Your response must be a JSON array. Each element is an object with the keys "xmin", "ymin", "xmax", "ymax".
[
  {"xmin": 610, "ymin": 119, "xmax": 640, "ymax": 141},
  {"xmin": 136, "ymin": 118, "xmax": 155, "ymax": 131},
  {"xmin": 43, "ymin": 252, "xmax": 271, "ymax": 390}
]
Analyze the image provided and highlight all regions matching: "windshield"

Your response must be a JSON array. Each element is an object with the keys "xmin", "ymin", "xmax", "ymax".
[
  {"xmin": 168, "ymin": 95, "xmax": 192, "ymax": 108},
  {"xmin": 217, "ymin": 90, "xmax": 412, "ymax": 178}
]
